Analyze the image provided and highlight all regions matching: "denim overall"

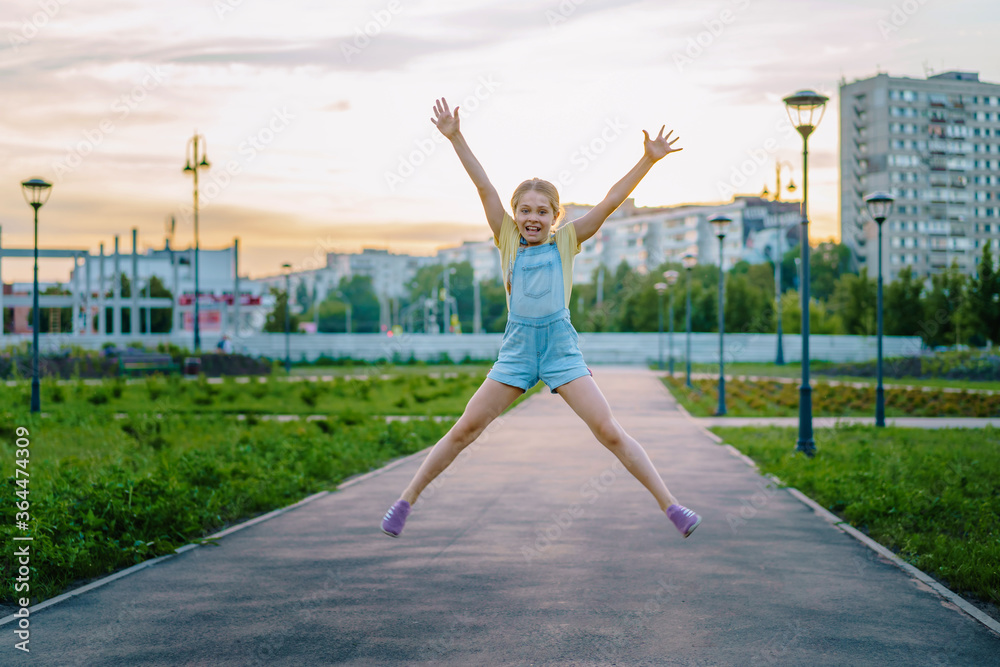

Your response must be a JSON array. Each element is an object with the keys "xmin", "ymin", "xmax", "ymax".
[{"xmin": 487, "ymin": 239, "xmax": 591, "ymax": 393}]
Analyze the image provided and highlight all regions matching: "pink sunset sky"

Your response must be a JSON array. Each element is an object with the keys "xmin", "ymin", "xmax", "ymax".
[{"xmin": 1, "ymin": 0, "xmax": 997, "ymax": 283}]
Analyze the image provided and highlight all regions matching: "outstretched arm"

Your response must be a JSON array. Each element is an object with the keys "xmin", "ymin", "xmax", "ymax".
[
  {"xmin": 572, "ymin": 126, "xmax": 683, "ymax": 244},
  {"xmin": 431, "ymin": 97, "xmax": 505, "ymax": 238}
]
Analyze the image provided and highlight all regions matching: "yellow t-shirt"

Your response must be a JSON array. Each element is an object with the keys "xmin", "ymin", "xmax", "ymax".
[{"xmin": 493, "ymin": 212, "xmax": 582, "ymax": 311}]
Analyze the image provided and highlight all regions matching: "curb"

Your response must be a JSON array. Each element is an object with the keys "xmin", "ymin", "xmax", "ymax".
[
  {"xmin": 716, "ymin": 439, "xmax": 1000, "ymax": 638},
  {"xmin": 0, "ymin": 387, "xmax": 539, "ymax": 627}
]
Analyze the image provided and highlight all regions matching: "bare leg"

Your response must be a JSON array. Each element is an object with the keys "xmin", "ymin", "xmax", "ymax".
[
  {"xmin": 400, "ymin": 378, "xmax": 524, "ymax": 505},
  {"xmin": 556, "ymin": 375, "xmax": 679, "ymax": 512}
]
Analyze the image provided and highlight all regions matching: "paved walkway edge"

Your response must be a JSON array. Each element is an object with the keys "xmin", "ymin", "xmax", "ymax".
[{"xmin": 712, "ymin": 434, "xmax": 1000, "ymax": 638}]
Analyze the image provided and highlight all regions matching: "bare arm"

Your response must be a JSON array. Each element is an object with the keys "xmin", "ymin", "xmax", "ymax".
[
  {"xmin": 431, "ymin": 98, "xmax": 505, "ymax": 237},
  {"xmin": 572, "ymin": 126, "xmax": 683, "ymax": 244}
]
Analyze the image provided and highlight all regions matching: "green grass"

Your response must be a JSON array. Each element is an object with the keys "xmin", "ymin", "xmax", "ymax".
[
  {"xmin": 662, "ymin": 376, "xmax": 1000, "ymax": 418},
  {"xmin": 712, "ymin": 425, "xmax": 1000, "ymax": 607},
  {"xmin": 287, "ymin": 363, "xmax": 495, "ymax": 378}
]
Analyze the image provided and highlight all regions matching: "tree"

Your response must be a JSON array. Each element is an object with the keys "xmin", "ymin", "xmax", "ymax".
[
  {"xmin": 832, "ymin": 268, "xmax": 876, "ymax": 336},
  {"xmin": 263, "ymin": 286, "xmax": 300, "ymax": 333},
  {"xmin": 922, "ymin": 262, "xmax": 967, "ymax": 347},
  {"xmin": 724, "ymin": 272, "xmax": 771, "ymax": 334},
  {"xmin": 965, "ymin": 240, "xmax": 1000, "ymax": 346},
  {"xmin": 884, "ymin": 266, "xmax": 924, "ymax": 336},
  {"xmin": 809, "ymin": 242, "xmax": 853, "ymax": 301},
  {"xmin": 143, "ymin": 275, "xmax": 174, "ymax": 333}
]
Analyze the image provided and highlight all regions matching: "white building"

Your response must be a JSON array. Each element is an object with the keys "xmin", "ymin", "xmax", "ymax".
[
  {"xmin": 566, "ymin": 196, "xmax": 800, "ymax": 283},
  {"xmin": 840, "ymin": 70, "xmax": 1000, "ymax": 280}
]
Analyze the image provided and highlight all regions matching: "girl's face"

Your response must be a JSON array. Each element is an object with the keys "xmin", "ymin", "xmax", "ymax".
[{"xmin": 514, "ymin": 190, "xmax": 556, "ymax": 246}]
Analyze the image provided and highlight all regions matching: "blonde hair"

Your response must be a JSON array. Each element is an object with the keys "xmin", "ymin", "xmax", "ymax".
[{"xmin": 511, "ymin": 178, "xmax": 564, "ymax": 227}]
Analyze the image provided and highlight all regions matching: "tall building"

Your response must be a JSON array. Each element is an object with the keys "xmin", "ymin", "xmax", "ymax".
[{"xmin": 841, "ymin": 71, "xmax": 1000, "ymax": 281}]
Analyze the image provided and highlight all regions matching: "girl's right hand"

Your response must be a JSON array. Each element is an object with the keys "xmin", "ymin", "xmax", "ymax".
[{"xmin": 431, "ymin": 97, "xmax": 460, "ymax": 138}]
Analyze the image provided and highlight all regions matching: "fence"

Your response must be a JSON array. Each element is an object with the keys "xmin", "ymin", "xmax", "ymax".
[{"xmin": 1, "ymin": 332, "xmax": 925, "ymax": 365}]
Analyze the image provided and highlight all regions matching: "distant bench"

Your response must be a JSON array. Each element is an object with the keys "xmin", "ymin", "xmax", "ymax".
[{"xmin": 117, "ymin": 353, "xmax": 179, "ymax": 377}]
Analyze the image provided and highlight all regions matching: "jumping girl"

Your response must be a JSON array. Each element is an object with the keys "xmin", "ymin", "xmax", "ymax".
[{"xmin": 381, "ymin": 98, "xmax": 701, "ymax": 540}]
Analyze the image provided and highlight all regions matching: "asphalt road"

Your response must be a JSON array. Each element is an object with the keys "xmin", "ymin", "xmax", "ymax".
[{"xmin": 25, "ymin": 367, "xmax": 1000, "ymax": 665}]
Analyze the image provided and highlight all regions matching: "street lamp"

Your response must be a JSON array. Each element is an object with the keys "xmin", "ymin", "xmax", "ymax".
[
  {"xmin": 783, "ymin": 88, "xmax": 828, "ymax": 457},
  {"xmin": 441, "ymin": 266, "xmax": 457, "ymax": 333},
  {"xmin": 664, "ymin": 270, "xmax": 679, "ymax": 375},
  {"xmin": 709, "ymin": 215, "xmax": 732, "ymax": 416},
  {"xmin": 21, "ymin": 178, "xmax": 52, "ymax": 413},
  {"xmin": 183, "ymin": 132, "xmax": 210, "ymax": 352},
  {"xmin": 764, "ymin": 162, "xmax": 796, "ymax": 366},
  {"xmin": 682, "ymin": 253, "xmax": 697, "ymax": 388},
  {"xmin": 282, "ymin": 263, "xmax": 292, "ymax": 373},
  {"xmin": 654, "ymin": 282, "xmax": 667, "ymax": 370},
  {"xmin": 865, "ymin": 191, "xmax": 894, "ymax": 428}
]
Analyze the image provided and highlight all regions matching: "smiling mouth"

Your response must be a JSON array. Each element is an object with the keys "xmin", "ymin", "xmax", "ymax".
[{"xmin": 525, "ymin": 225, "xmax": 541, "ymax": 233}]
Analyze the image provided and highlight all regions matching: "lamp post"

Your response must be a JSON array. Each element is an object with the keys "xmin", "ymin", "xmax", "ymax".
[
  {"xmin": 783, "ymin": 89, "xmax": 829, "ymax": 457},
  {"xmin": 763, "ymin": 162, "xmax": 796, "ymax": 366},
  {"xmin": 865, "ymin": 191, "xmax": 894, "ymax": 428},
  {"xmin": 21, "ymin": 178, "xmax": 52, "ymax": 414},
  {"xmin": 664, "ymin": 270, "xmax": 679, "ymax": 375},
  {"xmin": 709, "ymin": 215, "xmax": 732, "ymax": 416},
  {"xmin": 183, "ymin": 132, "xmax": 210, "ymax": 352},
  {"xmin": 654, "ymin": 282, "xmax": 667, "ymax": 370},
  {"xmin": 282, "ymin": 263, "xmax": 292, "ymax": 373},
  {"xmin": 441, "ymin": 266, "xmax": 456, "ymax": 333},
  {"xmin": 682, "ymin": 254, "xmax": 697, "ymax": 388}
]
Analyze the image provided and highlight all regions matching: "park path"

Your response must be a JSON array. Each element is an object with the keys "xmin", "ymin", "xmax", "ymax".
[{"xmin": 26, "ymin": 367, "xmax": 999, "ymax": 665}]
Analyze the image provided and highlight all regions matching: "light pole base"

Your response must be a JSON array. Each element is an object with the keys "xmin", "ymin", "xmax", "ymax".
[
  {"xmin": 30, "ymin": 378, "xmax": 40, "ymax": 413},
  {"xmin": 875, "ymin": 386, "xmax": 885, "ymax": 428},
  {"xmin": 795, "ymin": 440, "xmax": 816, "ymax": 458}
]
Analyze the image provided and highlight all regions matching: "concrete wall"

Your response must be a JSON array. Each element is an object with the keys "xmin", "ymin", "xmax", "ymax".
[{"xmin": 2, "ymin": 332, "xmax": 925, "ymax": 365}]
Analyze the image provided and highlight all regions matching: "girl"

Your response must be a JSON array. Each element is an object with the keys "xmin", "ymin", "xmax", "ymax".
[{"xmin": 381, "ymin": 98, "xmax": 701, "ymax": 540}]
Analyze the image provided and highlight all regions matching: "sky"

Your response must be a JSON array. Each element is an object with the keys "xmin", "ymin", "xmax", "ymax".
[{"xmin": 1, "ymin": 0, "xmax": 998, "ymax": 283}]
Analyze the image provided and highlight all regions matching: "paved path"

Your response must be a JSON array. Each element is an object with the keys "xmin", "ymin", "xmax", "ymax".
[{"xmin": 26, "ymin": 368, "xmax": 999, "ymax": 665}]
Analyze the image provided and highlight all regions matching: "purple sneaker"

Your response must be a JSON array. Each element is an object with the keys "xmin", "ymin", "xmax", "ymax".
[
  {"xmin": 667, "ymin": 504, "xmax": 701, "ymax": 538},
  {"xmin": 381, "ymin": 499, "xmax": 411, "ymax": 538}
]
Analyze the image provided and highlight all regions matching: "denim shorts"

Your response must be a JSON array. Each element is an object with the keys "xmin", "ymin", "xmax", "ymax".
[{"xmin": 487, "ymin": 307, "xmax": 592, "ymax": 394}]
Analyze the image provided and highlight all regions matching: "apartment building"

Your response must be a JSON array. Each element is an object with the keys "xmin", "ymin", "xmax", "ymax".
[{"xmin": 841, "ymin": 71, "xmax": 1000, "ymax": 281}]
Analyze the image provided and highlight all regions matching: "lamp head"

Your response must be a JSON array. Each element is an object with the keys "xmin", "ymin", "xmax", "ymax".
[
  {"xmin": 663, "ymin": 269, "xmax": 680, "ymax": 286},
  {"xmin": 783, "ymin": 89, "xmax": 829, "ymax": 139},
  {"xmin": 682, "ymin": 254, "xmax": 697, "ymax": 271},
  {"xmin": 199, "ymin": 157, "xmax": 211, "ymax": 168},
  {"xmin": 864, "ymin": 191, "xmax": 895, "ymax": 225},
  {"xmin": 654, "ymin": 282, "xmax": 667, "ymax": 293},
  {"xmin": 761, "ymin": 185, "xmax": 770, "ymax": 199},
  {"xmin": 787, "ymin": 179, "xmax": 797, "ymax": 193},
  {"xmin": 709, "ymin": 214, "xmax": 732, "ymax": 239},
  {"xmin": 183, "ymin": 162, "xmax": 194, "ymax": 173},
  {"xmin": 21, "ymin": 178, "xmax": 53, "ymax": 209}
]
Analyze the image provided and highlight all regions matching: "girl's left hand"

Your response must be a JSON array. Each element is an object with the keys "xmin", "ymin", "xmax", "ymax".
[{"xmin": 643, "ymin": 126, "xmax": 683, "ymax": 161}]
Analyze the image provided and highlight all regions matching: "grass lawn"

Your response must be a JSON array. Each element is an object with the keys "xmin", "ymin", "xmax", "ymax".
[
  {"xmin": 662, "ymin": 376, "xmax": 1000, "ymax": 418},
  {"xmin": 712, "ymin": 425, "xmax": 1000, "ymax": 610}
]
